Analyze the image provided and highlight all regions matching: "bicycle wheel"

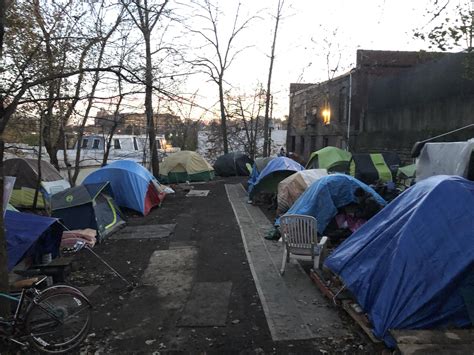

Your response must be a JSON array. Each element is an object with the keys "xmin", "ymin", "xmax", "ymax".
[{"xmin": 24, "ymin": 291, "xmax": 91, "ymax": 354}]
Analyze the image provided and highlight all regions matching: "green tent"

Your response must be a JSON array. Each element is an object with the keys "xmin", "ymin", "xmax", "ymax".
[
  {"xmin": 398, "ymin": 164, "xmax": 416, "ymax": 179},
  {"xmin": 51, "ymin": 182, "xmax": 126, "ymax": 241},
  {"xmin": 159, "ymin": 151, "xmax": 214, "ymax": 183},
  {"xmin": 306, "ymin": 147, "xmax": 352, "ymax": 173},
  {"xmin": 397, "ymin": 164, "xmax": 416, "ymax": 190},
  {"xmin": 349, "ymin": 152, "xmax": 401, "ymax": 185},
  {"xmin": 5, "ymin": 158, "xmax": 70, "ymax": 209}
]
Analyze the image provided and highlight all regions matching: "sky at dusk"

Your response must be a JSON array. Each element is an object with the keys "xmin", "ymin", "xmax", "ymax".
[{"xmin": 182, "ymin": 0, "xmax": 439, "ymax": 119}]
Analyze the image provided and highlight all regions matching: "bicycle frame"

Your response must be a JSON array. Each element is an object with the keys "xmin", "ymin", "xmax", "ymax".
[
  {"xmin": 0, "ymin": 279, "xmax": 92, "ymax": 351},
  {"xmin": 0, "ymin": 288, "xmax": 32, "ymax": 346}
]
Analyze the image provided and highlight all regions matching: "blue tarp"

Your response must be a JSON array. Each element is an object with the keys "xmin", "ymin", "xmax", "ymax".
[
  {"xmin": 83, "ymin": 160, "xmax": 155, "ymax": 214},
  {"xmin": 277, "ymin": 174, "xmax": 385, "ymax": 232},
  {"xmin": 247, "ymin": 164, "xmax": 260, "ymax": 193},
  {"xmin": 248, "ymin": 157, "xmax": 304, "ymax": 196},
  {"xmin": 324, "ymin": 175, "xmax": 474, "ymax": 346},
  {"xmin": 6, "ymin": 210, "xmax": 60, "ymax": 271}
]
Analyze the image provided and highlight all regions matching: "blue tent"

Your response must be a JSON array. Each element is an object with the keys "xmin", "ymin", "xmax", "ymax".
[
  {"xmin": 83, "ymin": 160, "xmax": 162, "ymax": 215},
  {"xmin": 248, "ymin": 157, "xmax": 304, "ymax": 197},
  {"xmin": 277, "ymin": 174, "xmax": 385, "ymax": 233},
  {"xmin": 324, "ymin": 176, "xmax": 474, "ymax": 346},
  {"xmin": 6, "ymin": 210, "xmax": 61, "ymax": 271}
]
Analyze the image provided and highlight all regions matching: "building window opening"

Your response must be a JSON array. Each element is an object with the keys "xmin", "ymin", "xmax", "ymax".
[
  {"xmin": 322, "ymin": 108, "xmax": 331, "ymax": 125},
  {"xmin": 291, "ymin": 136, "xmax": 296, "ymax": 152},
  {"xmin": 310, "ymin": 136, "xmax": 317, "ymax": 152},
  {"xmin": 300, "ymin": 136, "xmax": 305, "ymax": 155},
  {"xmin": 81, "ymin": 139, "xmax": 88, "ymax": 149},
  {"xmin": 92, "ymin": 139, "xmax": 100, "ymax": 149},
  {"xmin": 113, "ymin": 139, "xmax": 121, "ymax": 149},
  {"xmin": 133, "ymin": 137, "xmax": 139, "ymax": 151}
]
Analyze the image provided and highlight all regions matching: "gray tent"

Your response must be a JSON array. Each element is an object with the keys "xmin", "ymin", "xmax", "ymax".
[
  {"xmin": 255, "ymin": 157, "xmax": 275, "ymax": 173},
  {"xmin": 4, "ymin": 158, "xmax": 70, "ymax": 208},
  {"xmin": 51, "ymin": 182, "xmax": 125, "ymax": 241}
]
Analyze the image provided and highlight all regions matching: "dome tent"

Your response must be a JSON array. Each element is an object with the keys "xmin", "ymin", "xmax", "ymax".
[
  {"xmin": 4, "ymin": 158, "xmax": 70, "ymax": 208},
  {"xmin": 214, "ymin": 152, "xmax": 253, "ymax": 177},
  {"xmin": 306, "ymin": 146, "xmax": 352, "ymax": 173},
  {"xmin": 160, "ymin": 151, "xmax": 214, "ymax": 183},
  {"xmin": 248, "ymin": 157, "xmax": 304, "ymax": 198},
  {"xmin": 276, "ymin": 169, "xmax": 328, "ymax": 215},
  {"xmin": 6, "ymin": 211, "xmax": 62, "ymax": 271},
  {"xmin": 276, "ymin": 174, "xmax": 385, "ymax": 233},
  {"xmin": 51, "ymin": 182, "xmax": 126, "ymax": 241},
  {"xmin": 83, "ymin": 160, "xmax": 164, "ymax": 216},
  {"xmin": 349, "ymin": 152, "xmax": 401, "ymax": 185},
  {"xmin": 325, "ymin": 176, "xmax": 474, "ymax": 346}
]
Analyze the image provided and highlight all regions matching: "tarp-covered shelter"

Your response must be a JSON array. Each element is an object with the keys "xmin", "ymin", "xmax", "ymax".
[
  {"xmin": 306, "ymin": 147, "xmax": 352, "ymax": 172},
  {"xmin": 416, "ymin": 139, "xmax": 474, "ymax": 182},
  {"xmin": 325, "ymin": 176, "xmax": 474, "ymax": 347},
  {"xmin": 278, "ymin": 174, "xmax": 385, "ymax": 233},
  {"xmin": 214, "ymin": 152, "xmax": 253, "ymax": 177},
  {"xmin": 6, "ymin": 210, "xmax": 62, "ymax": 271},
  {"xmin": 248, "ymin": 157, "xmax": 304, "ymax": 198},
  {"xmin": 277, "ymin": 169, "xmax": 328, "ymax": 215},
  {"xmin": 350, "ymin": 152, "xmax": 401, "ymax": 185},
  {"xmin": 4, "ymin": 158, "xmax": 70, "ymax": 208},
  {"xmin": 83, "ymin": 160, "xmax": 164, "ymax": 215},
  {"xmin": 159, "ymin": 151, "xmax": 214, "ymax": 183},
  {"xmin": 51, "ymin": 182, "xmax": 125, "ymax": 241},
  {"xmin": 247, "ymin": 157, "xmax": 275, "ymax": 190}
]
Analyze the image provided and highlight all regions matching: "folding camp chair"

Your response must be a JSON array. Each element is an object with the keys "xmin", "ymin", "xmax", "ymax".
[{"xmin": 279, "ymin": 214, "xmax": 328, "ymax": 275}]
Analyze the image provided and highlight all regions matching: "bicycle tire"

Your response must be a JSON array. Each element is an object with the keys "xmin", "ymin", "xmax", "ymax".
[
  {"xmin": 24, "ymin": 291, "xmax": 91, "ymax": 354},
  {"xmin": 37, "ymin": 284, "xmax": 89, "ymax": 301}
]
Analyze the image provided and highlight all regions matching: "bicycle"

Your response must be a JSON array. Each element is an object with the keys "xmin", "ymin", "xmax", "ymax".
[{"xmin": 0, "ymin": 276, "xmax": 92, "ymax": 354}]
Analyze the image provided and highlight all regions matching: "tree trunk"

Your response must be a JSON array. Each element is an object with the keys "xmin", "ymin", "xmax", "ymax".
[
  {"xmin": 218, "ymin": 79, "xmax": 228, "ymax": 154},
  {"xmin": 263, "ymin": 0, "xmax": 283, "ymax": 157},
  {"xmin": 0, "ymin": 138, "xmax": 10, "ymax": 316},
  {"xmin": 33, "ymin": 111, "xmax": 44, "ymax": 209},
  {"xmin": 144, "ymin": 31, "xmax": 160, "ymax": 177},
  {"xmin": 60, "ymin": 122, "xmax": 72, "ymax": 183},
  {"xmin": 0, "ymin": 0, "xmax": 11, "ymax": 316}
]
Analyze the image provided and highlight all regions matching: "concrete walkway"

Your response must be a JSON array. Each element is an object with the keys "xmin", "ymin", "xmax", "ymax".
[{"xmin": 226, "ymin": 183, "xmax": 350, "ymax": 342}]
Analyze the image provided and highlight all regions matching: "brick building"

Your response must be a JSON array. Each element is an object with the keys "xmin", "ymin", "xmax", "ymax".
[
  {"xmin": 94, "ymin": 110, "xmax": 181, "ymax": 135},
  {"xmin": 287, "ymin": 50, "xmax": 474, "ymax": 163}
]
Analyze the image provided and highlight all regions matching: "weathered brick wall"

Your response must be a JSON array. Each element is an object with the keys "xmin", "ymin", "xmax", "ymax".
[{"xmin": 288, "ymin": 51, "xmax": 474, "ymax": 163}]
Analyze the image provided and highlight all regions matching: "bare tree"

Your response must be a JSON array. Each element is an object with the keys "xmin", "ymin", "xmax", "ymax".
[
  {"xmin": 263, "ymin": 0, "xmax": 284, "ymax": 157},
  {"xmin": 189, "ymin": 0, "xmax": 255, "ymax": 154},
  {"xmin": 0, "ymin": 0, "xmax": 121, "ymax": 312},
  {"xmin": 228, "ymin": 87, "xmax": 265, "ymax": 160},
  {"xmin": 164, "ymin": 92, "xmax": 205, "ymax": 150},
  {"xmin": 102, "ymin": 73, "xmax": 125, "ymax": 167},
  {"xmin": 71, "ymin": 11, "xmax": 122, "ymax": 185},
  {"xmin": 121, "ymin": 0, "xmax": 170, "ymax": 178}
]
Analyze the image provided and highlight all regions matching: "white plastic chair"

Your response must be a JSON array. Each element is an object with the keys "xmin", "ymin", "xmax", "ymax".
[{"xmin": 279, "ymin": 214, "xmax": 328, "ymax": 275}]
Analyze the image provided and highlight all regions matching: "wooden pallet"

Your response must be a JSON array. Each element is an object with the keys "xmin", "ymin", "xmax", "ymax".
[
  {"xmin": 310, "ymin": 269, "xmax": 382, "ymax": 344},
  {"xmin": 391, "ymin": 329, "xmax": 474, "ymax": 354}
]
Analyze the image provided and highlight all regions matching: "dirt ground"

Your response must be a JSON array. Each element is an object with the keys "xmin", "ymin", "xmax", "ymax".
[{"xmin": 29, "ymin": 177, "xmax": 378, "ymax": 353}]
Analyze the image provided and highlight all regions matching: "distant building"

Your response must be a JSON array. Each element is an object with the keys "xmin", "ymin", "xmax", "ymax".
[
  {"xmin": 93, "ymin": 110, "xmax": 181, "ymax": 135},
  {"xmin": 287, "ymin": 50, "xmax": 474, "ymax": 163}
]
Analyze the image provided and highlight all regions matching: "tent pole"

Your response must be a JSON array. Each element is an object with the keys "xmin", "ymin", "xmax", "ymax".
[{"xmin": 85, "ymin": 245, "xmax": 134, "ymax": 289}]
